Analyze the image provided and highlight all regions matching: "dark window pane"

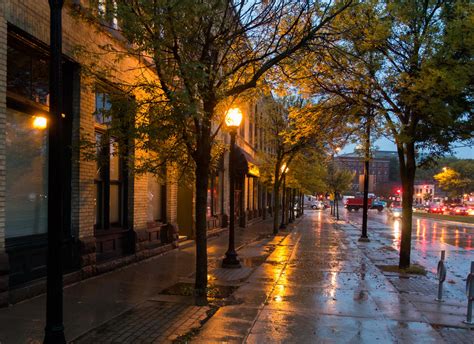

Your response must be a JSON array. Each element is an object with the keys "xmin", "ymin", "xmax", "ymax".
[
  {"xmin": 31, "ymin": 57, "xmax": 49, "ymax": 105},
  {"xmin": 7, "ymin": 44, "xmax": 49, "ymax": 106},
  {"xmin": 95, "ymin": 92, "xmax": 112, "ymax": 124},
  {"xmin": 7, "ymin": 46, "xmax": 32, "ymax": 99}
]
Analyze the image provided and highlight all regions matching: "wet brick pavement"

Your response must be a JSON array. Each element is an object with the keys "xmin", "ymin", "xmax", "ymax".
[{"xmin": 73, "ymin": 299, "xmax": 209, "ymax": 344}]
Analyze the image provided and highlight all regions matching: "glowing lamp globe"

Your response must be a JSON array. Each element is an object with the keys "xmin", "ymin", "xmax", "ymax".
[
  {"xmin": 33, "ymin": 116, "xmax": 48, "ymax": 129},
  {"xmin": 225, "ymin": 108, "xmax": 243, "ymax": 129}
]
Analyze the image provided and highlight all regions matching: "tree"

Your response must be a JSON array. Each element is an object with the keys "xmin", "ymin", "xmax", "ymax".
[
  {"xmin": 324, "ymin": 162, "xmax": 354, "ymax": 220},
  {"xmin": 434, "ymin": 167, "xmax": 471, "ymax": 198},
  {"xmin": 80, "ymin": 0, "xmax": 353, "ymax": 299},
  {"xmin": 284, "ymin": 0, "xmax": 474, "ymax": 268},
  {"xmin": 258, "ymin": 95, "xmax": 351, "ymax": 234}
]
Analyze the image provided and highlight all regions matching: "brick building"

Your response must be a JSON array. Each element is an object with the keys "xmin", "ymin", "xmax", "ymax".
[
  {"xmin": 0, "ymin": 0, "xmax": 277, "ymax": 305},
  {"xmin": 334, "ymin": 150, "xmax": 397, "ymax": 195}
]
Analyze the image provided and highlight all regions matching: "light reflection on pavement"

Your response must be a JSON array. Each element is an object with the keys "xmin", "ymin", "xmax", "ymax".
[{"xmin": 342, "ymin": 208, "xmax": 474, "ymax": 302}]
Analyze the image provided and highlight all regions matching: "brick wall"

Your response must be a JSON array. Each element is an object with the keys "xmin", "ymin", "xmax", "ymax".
[
  {"xmin": 133, "ymin": 174, "xmax": 147, "ymax": 230},
  {"xmin": 73, "ymin": 76, "xmax": 96, "ymax": 239},
  {"xmin": 167, "ymin": 165, "xmax": 178, "ymax": 226},
  {"xmin": 2, "ymin": 1, "xmax": 164, "ymax": 273}
]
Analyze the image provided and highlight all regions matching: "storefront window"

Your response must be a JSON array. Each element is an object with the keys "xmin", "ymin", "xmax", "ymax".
[
  {"xmin": 5, "ymin": 108, "xmax": 48, "ymax": 238},
  {"xmin": 207, "ymin": 178, "xmax": 212, "ymax": 217},
  {"xmin": 147, "ymin": 174, "xmax": 166, "ymax": 223},
  {"xmin": 207, "ymin": 174, "xmax": 222, "ymax": 217},
  {"xmin": 94, "ymin": 133, "xmax": 124, "ymax": 229},
  {"xmin": 248, "ymin": 177, "xmax": 254, "ymax": 210}
]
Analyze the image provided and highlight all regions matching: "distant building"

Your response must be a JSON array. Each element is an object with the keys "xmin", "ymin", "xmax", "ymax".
[
  {"xmin": 413, "ymin": 183, "xmax": 435, "ymax": 204},
  {"xmin": 334, "ymin": 150, "xmax": 398, "ymax": 195}
]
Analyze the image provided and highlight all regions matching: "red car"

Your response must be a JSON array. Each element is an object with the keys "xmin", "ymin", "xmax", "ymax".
[
  {"xmin": 428, "ymin": 205, "xmax": 443, "ymax": 214},
  {"xmin": 449, "ymin": 205, "xmax": 468, "ymax": 216}
]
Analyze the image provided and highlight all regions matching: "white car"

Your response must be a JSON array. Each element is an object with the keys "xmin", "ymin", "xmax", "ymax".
[
  {"xmin": 311, "ymin": 201, "xmax": 324, "ymax": 210},
  {"xmin": 388, "ymin": 205, "xmax": 403, "ymax": 218}
]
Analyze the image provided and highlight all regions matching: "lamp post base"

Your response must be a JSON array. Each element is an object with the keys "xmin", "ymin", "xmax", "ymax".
[
  {"xmin": 44, "ymin": 325, "xmax": 66, "ymax": 344},
  {"xmin": 222, "ymin": 251, "xmax": 241, "ymax": 269},
  {"xmin": 358, "ymin": 236, "xmax": 370, "ymax": 242}
]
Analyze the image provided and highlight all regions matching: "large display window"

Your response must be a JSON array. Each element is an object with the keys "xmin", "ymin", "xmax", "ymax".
[{"xmin": 5, "ymin": 108, "xmax": 49, "ymax": 238}]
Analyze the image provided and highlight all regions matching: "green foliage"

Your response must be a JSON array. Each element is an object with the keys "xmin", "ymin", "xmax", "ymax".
[
  {"xmin": 287, "ymin": 149, "xmax": 328, "ymax": 194},
  {"xmin": 324, "ymin": 162, "xmax": 354, "ymax": 194},
  {"xmin": 416, "ymin": 157, "xmax": 474, "ymax": 192},
  {"xmin": 434, "ymin": 167, "xmax": 471, "ymax": 197}
]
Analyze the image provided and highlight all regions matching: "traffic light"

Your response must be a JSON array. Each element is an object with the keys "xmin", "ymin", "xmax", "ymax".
[{"xmin": 396, "ymin": 189, "xmax": 401, "ymax": 194}]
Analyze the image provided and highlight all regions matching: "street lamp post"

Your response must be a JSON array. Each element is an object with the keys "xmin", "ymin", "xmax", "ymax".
[
  {"xmin": 222, "ymin": 108, "xmax": 243, "ymax": 269},
  {"xmin": 280, "ymin": 164, "xmax": 288, "ymax": 230},
  {"xmin": 359, "ymin": 117, "xmax": 371, "ymax": 243},
  {"xmin": 44, "ymin": 0, "xmax": 66, "ymax": 343}
]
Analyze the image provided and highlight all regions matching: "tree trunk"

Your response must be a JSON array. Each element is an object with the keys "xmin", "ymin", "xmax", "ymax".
[
  {"xmin": 194, "ymin": 157, "xmax": 210, "ymax": 299},
  {"xmin": 273, "ymin": 181, "xmax": 280, "ymax": 234},
  {"xmin": 399, "ymin": 142, "xmax": 416, "ymax": 269},
  {"xmin": 194, "ymin": 101, "xmax": 214, "ymax": 301}
]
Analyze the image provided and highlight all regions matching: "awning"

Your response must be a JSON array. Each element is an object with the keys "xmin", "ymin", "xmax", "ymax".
[{"xmin": 235, "ymin": 147, "xmax": 260, "ymax": 177}]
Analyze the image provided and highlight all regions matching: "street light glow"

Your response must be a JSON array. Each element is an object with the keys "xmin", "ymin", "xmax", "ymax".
[
  {"xmin": 33, "ymin": 116, "xmax": 48, "ymax": 129},
  {"xmin": 225, "ymin": 107, "xmax": 243, "ymax": 128}
]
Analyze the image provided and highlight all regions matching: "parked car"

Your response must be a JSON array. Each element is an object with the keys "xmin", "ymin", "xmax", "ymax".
[
  {"xmin": 449, "ymin": 205, "xmax": 468, "ymax": 216},
  {"xmin": 428, "ymin": 205, "xmax": 444, "ymax": 214}
]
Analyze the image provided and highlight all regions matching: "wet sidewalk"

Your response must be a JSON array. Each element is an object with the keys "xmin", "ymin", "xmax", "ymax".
[
  {"xmin": 339, "ymin": 213, "xmax": 473, "ymax": 343},
  {"xmin": 0, "ymin": 218, "xmax": 278, "ymax": 343},
  {"xmin": 194, "ymin": 211, "xmax": 457, "ymax": 343}
]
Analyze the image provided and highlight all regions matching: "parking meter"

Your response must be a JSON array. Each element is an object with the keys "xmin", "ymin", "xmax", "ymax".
[
  {"xmin": 463, "ymin": 262, "xmax": 474, "ymax": 325},
  {"xmin": 435, "ymin": 251, "xmax": 447, "ymax": 302}
]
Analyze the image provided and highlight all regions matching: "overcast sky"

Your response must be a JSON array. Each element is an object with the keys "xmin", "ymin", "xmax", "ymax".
[{"xmin": 341, "ymin": 137, "xmax": 473, "ymax": 159}]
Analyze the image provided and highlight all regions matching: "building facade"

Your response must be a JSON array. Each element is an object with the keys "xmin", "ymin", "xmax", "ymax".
[
  {"xmin": 413, "ymin": 183, "xmax": 436, "ymax": 204},
  {"xmin": 335, "ymin": 150, "xmax": 397, "ymax": 195},
  {"xmin": 0, "ymin": 0, "xmax": 276, "ymax": 305}
]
